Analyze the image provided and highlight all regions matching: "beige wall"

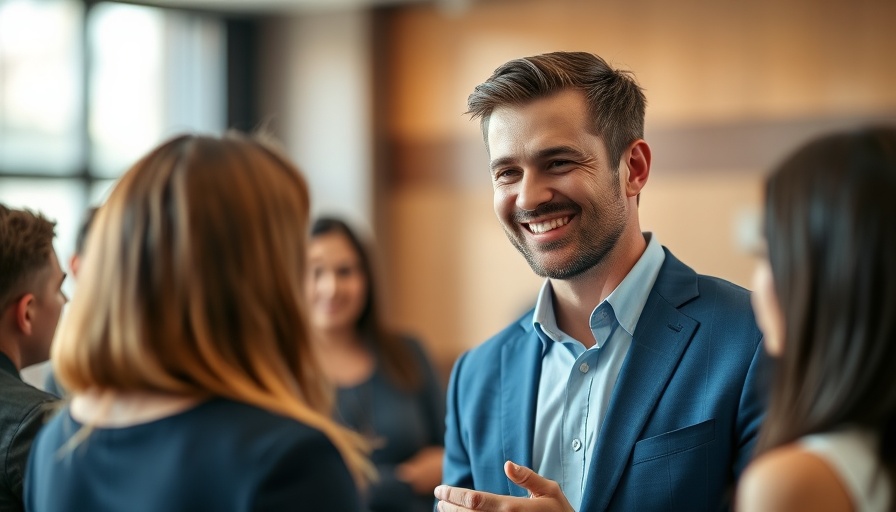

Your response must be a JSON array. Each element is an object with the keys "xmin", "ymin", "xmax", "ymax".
[
  {"xmin": 259, "ymin": 11, "xmax": 376, "ymax": 227},
  {"xmin": 376, "ymin": 0, "xmax": 896, "ymax": 377}
]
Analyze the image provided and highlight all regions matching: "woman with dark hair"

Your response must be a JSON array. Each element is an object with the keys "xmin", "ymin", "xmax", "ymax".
[
  {"xmin": 738, "ymin": 126, "xmax": 896, "ymax": 511},
  {"xmin": 307, "ymin": 217, "xmax": 445, "ymax": 512}
]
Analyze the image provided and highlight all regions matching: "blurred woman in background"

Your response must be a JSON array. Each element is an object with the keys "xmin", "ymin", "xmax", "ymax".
[
  {"xmin": 307, "ymin": 217, "xmax": 445, "ymax": 512},
  {"xmin": 25, "ymin": 133, "xmax": 370, "ymax": 511},
  {"xmin": 739, "ymin": 126, "xmax": 896, "ymax": 511}
]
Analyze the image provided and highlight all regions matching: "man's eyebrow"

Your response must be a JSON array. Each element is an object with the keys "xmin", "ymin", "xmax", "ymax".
[
  {"xmin": 489, "ymin": 157, "xmax": 515, "ymax": 173},
  {"xmin": 534, "ymin": 145, "xmax": 584, "ymax": 160}
]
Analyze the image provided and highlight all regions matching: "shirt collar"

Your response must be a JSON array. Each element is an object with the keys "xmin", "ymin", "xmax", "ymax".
[
  {"xmin": 532, "ymin": 232, "xmax": 665, "ymax": 351},
  {"xmin": 532, "ymin": 280, "xmax": 561, "ymax": 351},
  {"xmin": 604, "ymin": 232, "xmax": 665, "ymax": 336}
]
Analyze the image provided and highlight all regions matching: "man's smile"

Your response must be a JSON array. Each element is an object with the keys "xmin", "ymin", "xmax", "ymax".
[{"xmin": 524, "ymin": 215, "xmax": 571, "ymax": 234}]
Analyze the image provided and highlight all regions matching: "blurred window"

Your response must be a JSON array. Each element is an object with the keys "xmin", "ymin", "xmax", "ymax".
[
  {"xmin": 0, "ymin": 0, "xmax": 226, "ymax": 262},
  {"xmin": 88, "ymin": 2, "xmax": 225, "ymax": 177},
  {"xmin": 0, "ymin": 0, "xmax": 83, "ymax": 175},
  {"xmin": 1, "ymin": 0, "xmax": 227, "ymax": 381}
]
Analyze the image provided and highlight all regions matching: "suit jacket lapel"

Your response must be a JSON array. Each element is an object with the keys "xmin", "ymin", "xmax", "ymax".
[
  {"xmin": 500, "ymin": 317, "xmax": 542, "ymax": 497},
  {"xmin": 581, "ymin": 250, "xmax": 700, "ymax": 511}
]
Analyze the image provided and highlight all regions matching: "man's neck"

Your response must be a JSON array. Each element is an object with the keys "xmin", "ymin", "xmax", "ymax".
[{"xmin": 550, "ymin": 231, "xmax": 648, "ymax": 347}]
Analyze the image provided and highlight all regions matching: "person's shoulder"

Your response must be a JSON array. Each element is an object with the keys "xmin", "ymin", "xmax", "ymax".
[
  {"xmin": 395, "ymin": 333, "xmax": 429, "ymax": 359},
  {"xmin": 482, "ymin": 309, "xmax": 534, "ymax": 347},
  {"xmin": 695, "ymin": 273, "xmax": 752, "ymax": 301},
  {"xmin": 449, "ymin": 309, "xmax": 535, "ymax": 376},
  {"xmin": 174, "ymin": 399, "xmax": 343, "ymax": 470},
  {"xmin": 656, "ymin": 247, "xmax": 753, "ymax": 310},
  {"xmin": 0, "ymin": 374, "xmax": 58, "ymax": 421},
  {"xmin": 394, "ymin": 334, "xmax": 442, "ymax": 376},
  {"xmin": 690, "ymin": 273, "xmax": 756, "ymax": 318},
  {"xmin": 737, "ymin": 444, "xmax": 854, "ymax": 512},
  {"xmin": 247, "ymin": 411, "xmax": 359, "ymax": 511},
  {"xmin": 27, "ymin": 402, "xmax": 70, "ymax": 450},
  {"xmin": 205, "ymin": 398, "xmax": 340, "ymax": 444},
  {"xmin": 220, "ymin": 402, "xmax": 350, "ymax": 485},
  {"xmin": 193, "ymin": 399, "xmax": 320, "ymax": 438}
]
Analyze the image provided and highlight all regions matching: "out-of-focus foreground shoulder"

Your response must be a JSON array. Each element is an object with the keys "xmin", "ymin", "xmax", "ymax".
[{"xmin": 737, "ymin": 444, "xmax": 854, "ymax": 512}]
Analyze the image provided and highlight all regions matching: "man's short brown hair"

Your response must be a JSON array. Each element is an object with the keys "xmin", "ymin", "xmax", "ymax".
[
  {"xmin": 467, "ymin": 51, "xmax": 646, "ymax": 171},
  {"xmin": 0, "ymin": 204, "xmax": 57, "ymax": 309}
]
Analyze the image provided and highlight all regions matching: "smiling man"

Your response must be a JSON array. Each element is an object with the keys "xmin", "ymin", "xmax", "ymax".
[
  {"xmin": 0, "ymin": 204, "xmax": 64, "ymax": 512},
  {"xmin": 436, "ymin": 52, "xmax": 767, "ymax": 512}
]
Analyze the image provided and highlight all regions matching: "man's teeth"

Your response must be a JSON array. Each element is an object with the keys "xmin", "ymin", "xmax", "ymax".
[{"xmin": 528, "ymin": 217, "xmax": 569, "ymax": 234}]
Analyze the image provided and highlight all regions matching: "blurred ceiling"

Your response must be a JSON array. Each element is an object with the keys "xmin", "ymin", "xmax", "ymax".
[{"xmin": 133, "ymin": 0, "xmax": 456, "ymax": 13}]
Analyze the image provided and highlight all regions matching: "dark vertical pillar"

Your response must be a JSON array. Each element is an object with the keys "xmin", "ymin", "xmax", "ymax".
[{"xmin": 226, "ymin": 18, "xmax": 258, "ymax": 132}]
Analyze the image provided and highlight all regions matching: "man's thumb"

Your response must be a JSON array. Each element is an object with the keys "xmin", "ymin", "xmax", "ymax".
[{"xmin": 503, "ymin": 460, "xmax": 559, "ymax": 497}]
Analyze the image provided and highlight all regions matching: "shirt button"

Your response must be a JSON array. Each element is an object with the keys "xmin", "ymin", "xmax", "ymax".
[
  {"xmin": 579, "ymin": 362, "xmax": 589, "ymax": 373},
  {"xmin": 571, "ymin": 439, "xmax": 582, "ymax": 451}
]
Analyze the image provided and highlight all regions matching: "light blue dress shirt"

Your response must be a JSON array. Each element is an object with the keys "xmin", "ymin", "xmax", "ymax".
[{"xmin": 531, "ymin": 233, "xmax": 665, "ymax": 510}]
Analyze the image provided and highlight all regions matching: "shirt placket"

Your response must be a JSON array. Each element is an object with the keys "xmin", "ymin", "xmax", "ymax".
[{"xmin": 560, "ymin": 302, "xmax": 616, "ymax": 506}]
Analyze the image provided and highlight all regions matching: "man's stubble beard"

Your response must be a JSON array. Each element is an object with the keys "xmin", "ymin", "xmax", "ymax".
[
  {"xmin": 504, "ymin": 193, "xmax": 627, "ymax": 280},
  {"xmin": 506, "ymin": 221, "xmax": 624, "ymax": 280}
]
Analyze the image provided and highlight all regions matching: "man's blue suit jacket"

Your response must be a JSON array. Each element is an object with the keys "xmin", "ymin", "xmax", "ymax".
[{"xmin": 443, "ymin": 248, "xmax": 766, "ymax": 511}]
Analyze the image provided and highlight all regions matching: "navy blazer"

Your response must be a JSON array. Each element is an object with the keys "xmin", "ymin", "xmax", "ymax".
[{"xmin": 443, "ymin": 248, "xmax": 766, "ymax": 511}]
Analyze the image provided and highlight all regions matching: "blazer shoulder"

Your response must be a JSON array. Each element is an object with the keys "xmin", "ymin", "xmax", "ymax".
[
  {"xmin": 448, "ymin": 308, "xmax": 536, "ymax": 380},
  {"xmin": 656, "ymin": 249, "xmax": 759, "ymax": 337},
  {"xmin": 469, "ymin": 308, "xmax": 534, "ymax": 354},
  {"xmin": 681, "ymin": 274, "xmax": 763, "ymax": 348},
  {"xmin": 692, "ymin": 273, "xmax": 756, "ymax": 315},
  {"xmin": 697, "ymin": 272, "xmax": 753, "ymax": 302}
]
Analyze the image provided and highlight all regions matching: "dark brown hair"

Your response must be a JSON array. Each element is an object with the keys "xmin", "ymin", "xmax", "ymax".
[
  {"xmin": 311, "ymin": 217, "xmax": 421, "ymax": 391},
  {"xmin": 756, "ymin": 126, "xmax": 896, "ymax": 479},
  {"xmin": 466, "ymin": 51, "xmax": 646, "ymax": 170},
  {"xmin": 0, "ymin": 204, "xmax": 56, "ymax": 309}
]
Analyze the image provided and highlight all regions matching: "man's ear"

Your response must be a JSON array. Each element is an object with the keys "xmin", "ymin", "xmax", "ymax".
[
  {"xmin": 622, "ymin": 139, "xmax": 651, "ymax": 199},
  {"xmin": 15, "ymin": 293, "xmax": 35, "ymax": 336}
]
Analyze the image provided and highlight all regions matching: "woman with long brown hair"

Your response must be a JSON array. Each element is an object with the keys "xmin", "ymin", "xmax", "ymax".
[
  {"xmin": 307, "ymin": 217, "xmax": 444, "ymax": 512},
  {"xmin": 739, "ymin": 126, "xmax": 896, "ymax": 511},
  {"xmin": 24, "ymin": 133, "xmax": 371, "ymax": 511}
]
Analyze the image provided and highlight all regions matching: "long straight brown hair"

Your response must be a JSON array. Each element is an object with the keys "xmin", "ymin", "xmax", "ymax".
[
  {"xmin": 53, "ymin": 133, "xmax": 371, "ymax": 484},
  {"xmin": 756, "ymin": 126, "xmax": 896, "ymax": 480}
]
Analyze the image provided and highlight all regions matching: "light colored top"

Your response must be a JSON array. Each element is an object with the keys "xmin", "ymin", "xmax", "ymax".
[
  {"xmin": 801, "ymin": 427, "xmax": 892, "ymax": 512},
  {"xmin": 531, "ymin": 233, "xmax": 665, "ymax": 510}
]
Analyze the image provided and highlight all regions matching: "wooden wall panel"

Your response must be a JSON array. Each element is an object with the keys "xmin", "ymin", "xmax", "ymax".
[{"xmin": 375, "ymin": 0, "xmax": 896, "ymax": 376}]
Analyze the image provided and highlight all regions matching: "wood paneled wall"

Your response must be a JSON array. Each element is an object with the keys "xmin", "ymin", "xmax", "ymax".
[{"xmin": 373, "ymin": 0, "xmax": 896, "ymax": 378}]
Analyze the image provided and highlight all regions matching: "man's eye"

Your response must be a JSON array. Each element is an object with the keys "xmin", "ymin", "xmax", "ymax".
[
  {"xmin": 494, "ymin": 169, "xmax": 519, "ymax": 180},
  {"xmin": 549, "ymin": 160, "xmax": 572, "ymax": 168}
]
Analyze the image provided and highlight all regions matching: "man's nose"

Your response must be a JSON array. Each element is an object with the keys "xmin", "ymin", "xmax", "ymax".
[{"xmin": 516, "ymin": 171, "xmax": 552, "ymax": 213}]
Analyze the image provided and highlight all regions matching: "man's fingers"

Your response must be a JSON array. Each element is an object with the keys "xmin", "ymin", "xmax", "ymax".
[
  {"xmin": 435, "ymin": 472, "xmax": 573, "ymax": 512},
  {"xmin": 503, "ymin": 461, "xmax": 563, "ymax": 498},
  {"xmin": 434, "ymin": 484, "xmax": 499, "ymax": 511}
]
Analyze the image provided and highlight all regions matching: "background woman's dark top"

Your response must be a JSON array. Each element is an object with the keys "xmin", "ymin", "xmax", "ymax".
[{"xmin": 336, "ymin": 337, "xmax": 444, "ymax": 512}]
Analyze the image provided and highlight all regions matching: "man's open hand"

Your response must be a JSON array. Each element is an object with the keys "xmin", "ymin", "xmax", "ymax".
[{"xmin": 434, "ymin": 461, "xmax": 575, "ymax": 512}]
